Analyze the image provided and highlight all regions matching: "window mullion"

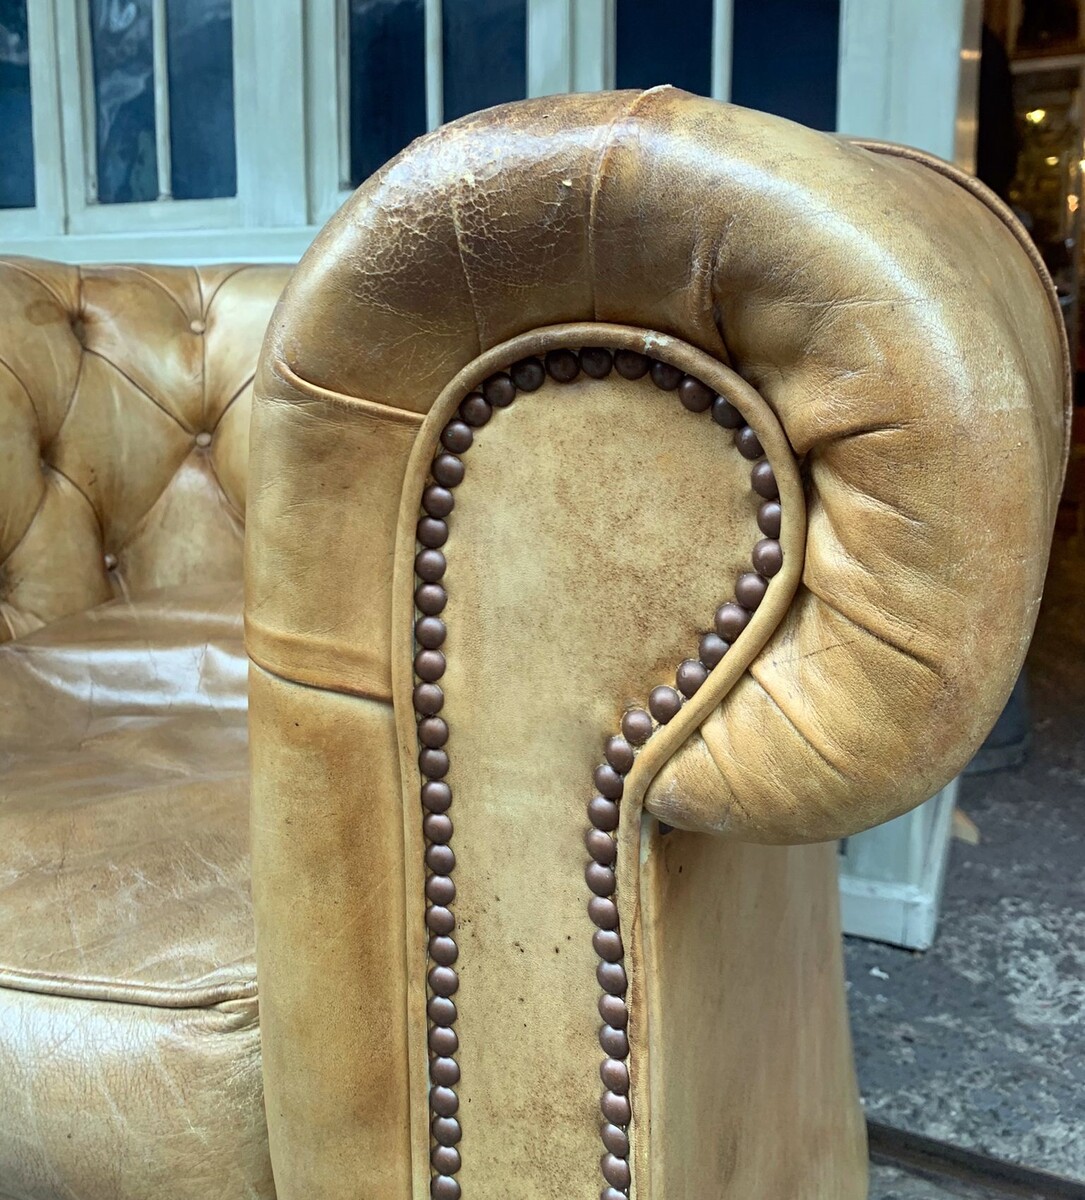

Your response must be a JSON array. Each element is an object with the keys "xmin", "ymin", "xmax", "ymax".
[{"xmin": 234, "ymin": 0, "xmax": 308, "ymax": 228}]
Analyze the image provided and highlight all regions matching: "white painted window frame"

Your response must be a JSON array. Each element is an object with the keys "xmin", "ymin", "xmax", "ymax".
[{"xmin": 3, "ymin": 0, "xmax": 736, "ymax": 263}]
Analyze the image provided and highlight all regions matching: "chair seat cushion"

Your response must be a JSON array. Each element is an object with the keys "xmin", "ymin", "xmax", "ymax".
[{"xmin": 0, "ymin": 584, "xmax": 273, "ymax": 1200}]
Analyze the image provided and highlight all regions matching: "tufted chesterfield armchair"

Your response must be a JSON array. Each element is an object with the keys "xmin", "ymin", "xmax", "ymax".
[
  {"xmin": 247, "ymin": 90, "xmax": 1068, "ymax": 1200},
  {"xmin": 0, "ymin": 90, "xmax": 1068, "ymax": 1200},
  {"xmin": 0, "ymin": 258, "xmax": 289, "ymax": 1199}
]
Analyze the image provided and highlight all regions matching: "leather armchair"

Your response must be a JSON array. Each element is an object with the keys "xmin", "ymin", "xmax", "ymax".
[
  {"xmin": 247, "ymin": 90, "xmax": 1068, "ymax": 1199},
  {"xmin": 0, "ymin": 258, "xmax": 289, "ymax": 1200}
]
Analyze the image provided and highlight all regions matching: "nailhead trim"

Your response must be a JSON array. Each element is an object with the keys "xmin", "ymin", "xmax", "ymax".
[{"xmin": 413, "ymin": 347, "xmax": 782, "ymax": 1198}]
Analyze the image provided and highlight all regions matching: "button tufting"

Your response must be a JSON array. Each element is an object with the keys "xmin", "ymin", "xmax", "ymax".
[
  {"xmin": 195, "ymin": 431, "xmax": 212, "ymax": 447},
  {"xmin": 189, "ymin": 318, "xmax": 206, "ymax": 334},
  {"xmin": 103, "ymin": 553, "xmax": 117, "ymax": 571}
]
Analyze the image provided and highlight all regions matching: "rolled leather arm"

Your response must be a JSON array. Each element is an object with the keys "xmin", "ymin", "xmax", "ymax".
[{"xmin": 249, "ymin": 88, "xmax": 1068, "ymax": 846}]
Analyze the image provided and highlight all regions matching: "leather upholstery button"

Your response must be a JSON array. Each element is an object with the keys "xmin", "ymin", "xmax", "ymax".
[
  {"xmin": 648, "ymin": 685, "xmax": 681, "ymax": 724},
  {"xmin": 428, "ymin": 934, "xmax": 458, "ymax": 964},
  {"xmin": 419, "ymin": 748, "xmax": 450, "ymax": 778},
  {"xmin": 598, "ymin": 993, "xmax": 627, "ymax": 1027},
  {"xmin": 432, "ymin": 1173, "xmax": 460, "ymax": 1199},
  {"xmin": 589, "ymin": 897, "xmax": 619, "ymax": 930},
  {"xmin": 189, "ymin": 318, "xmax": 205, "ymax": 334},
  {"xmin": 735, "ymin": 572, "xmax": 768, "ymax": 610},
  {"xmin": 649, "ymin": 360, "xmax": 682, "ymax": 391},
  {"xmin": 586, "ymin": 863, "xmax": 616, "ymax": 897},
  {"xmin": 678, "ymin": 377, "xmax": 713, "ymax": 412},
  {"xmin": 600, "ymin": 1090, "xmax": 631, "ymax": 1125},
  {"xmin": 103, "ymin": 552, "xmax": 118, "ymax": 571},
  {"xmin": 432, "ymin": 453, "xmax": 465, "ymax": 487},
  {"xmin": 431, "ymin": 1086, "xmax": 459, "ymax": 1117},
  {"xmin": 460, "ymin": 392, "xmax": 492, "ymax": 427},
  {"xmin": 752, "ymin": 537, "xmax": 783, "ymax": 577},
  {"xmin": 440, "ymin": 421, "xmax": 472, "ymax": 453},
  {"xmin": 599, "ymin": 1027, "xmax": 629, "ymax": 1059},
  {"xmin": 580, "ymin": 347, "xmax": 613, "ymax": 378},
  {"xmin": 751, "ymin": 460, "xmax": 779, "ymax": 499},
  {"xmin": 432, "ymin": 1117, "xmax": 462, "ymax": 1146},
  {"xmin": 195, "ymin": 431, "xmax": 212, "ymax": 447},
  {"xmin": 604, "ymin": 735, "xmax": 634, "ymax": 774},
  {"xmin": 426, "ymin": 904, "xmax": 455, "ymax": 934},
  {"xmin": 424, "ymin": 812, "xmax": 453, "ymax": 843},
  {"xmin": 415, "ymin": 649, "xmax": 446, "ymax": 681},
  {"xmin": 418, "ymin": 716, "xmax": 449, "ymax": 747},
  {"xmin": 414, "ymin": 684, "xmax": 444, "ymax": 716},
  {"xmin": 428, "ymin": 995, "xmax": 456, "ymax": 1025},
  {"xmin": 592, "ymin": 928, "xmax": 622, "ymax": 961},
  {"xmin": 431, "ymin": 1145, "xmax": 461, "ymax": 1175},
  {"xmin": 712, "ymin": 396, "xmax": 744, "ymax": 428},
  {"xmin": 415, "ymin": 616, "xmax": 446, "ymax": 649},
  {"xmin": 428, "ymin": 966, "xmax": 459, "ymax": 997},
  {"xmin": 415, "ymin": 550, "xmax": 446, "ymax": 583},
  {"xmin": 426, "ymin": 844, "xmax": 455, "ymax": 874},
  {"xmin": 586, "ymin": 828, "xmax": 617, "ymax": 866},
  {"xmin": 422, "ymin": 485, "xmax": 455, "ymax": 518},
  {"xmin": 676, "ymin": 658, "xmax": 708, "ymax": 697},
  {"xmin": 426, "ymin": 875, "xmax": 455, "ymax": 904},
  {"xmin": 421, "ymin": 780, "xmax": 452, "ymax": 811},
  {"xmin": 602, "ymin": 1153, "xmax": 631, "ymax": 1188},
  {"xmin": 613, "ymin": 349, "xmax": 649, "ymax": 379},
  {"xmin": 600, "ymin": 1058, "xmax": 629, "ymax": 1093},
  {"xmin": 698, "ymin": 632, "xmax": 729, "ymax": 668},
  {"xmin": 593, "ymin": 764, "xmax": 623, "ymax": 800},
  {"xmin": 431, "ymin": 1056, "xmax": 460, "ymax": 1084},
  {"xmin": 510, "ymin": 357, "xmax": 545, "ymax": 391},
  {"xmin": 588, "ymin": 795, "xmax": 619, "ymax": 832},
  {"xmin": 482, "ymin": 373, "xmax": 515, "ymax": 407},
  {"xmin": 415, "ymin": 584, "xmax": 448, "ymax": 615},
  {"xmin": 545, "ymin": 348, "xmax": 580, "ymax": 382},
  {"xmin": 601, "ymin": 1122, "xmax": 630, "ymax": 1156},
  {"xmin": 620, "ymin": 708, "xmax": 653, "ymax": 745},
  {"xmin": 757, "ymin": 500, "xmax": 782, "ymax": 538},
  {"xmin": 417, "ymin": 518, "xmax": 448, "ymax": 548},
  {"xmin": 429, "ymin": 1025, "xmax": 458, "ymax": 1055},
  {"xmin": 735, "ymin": 426, "xmax": 764, "ymax": 459},
  {"xmin": 715, "ymin": 602, "xmax": 749, "ymax": 641},
  {"xmin": 597, "ymin": 960, "xmax": 627, "ymax": 994}
]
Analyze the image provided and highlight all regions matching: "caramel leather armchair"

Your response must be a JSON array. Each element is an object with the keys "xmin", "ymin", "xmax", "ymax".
[
  {"xmin": 247, "ymin": 91, "xmax": 1068, "ymax": 1200},
  {"xmin": 0, "ymin": 258, "xmax": 289, "ymax": 1199}
]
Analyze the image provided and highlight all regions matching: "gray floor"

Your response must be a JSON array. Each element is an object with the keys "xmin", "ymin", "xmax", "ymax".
[
  {"xmin": 869, "ymin": 1163, "xmax": 1005, "ymax": 1200},
  {"xmin": 847, "ymin": 536, "xmax": 1085, "ymax": 1184}
]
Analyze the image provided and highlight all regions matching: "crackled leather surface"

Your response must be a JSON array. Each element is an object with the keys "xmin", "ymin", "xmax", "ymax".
[
  {"xmin": 0, "ymin": 258, "xmax": 285, "ymax": 1200},
  {"xmin": 249, "ymin": 89, "xmax": 1067, "ymax": 1199}
]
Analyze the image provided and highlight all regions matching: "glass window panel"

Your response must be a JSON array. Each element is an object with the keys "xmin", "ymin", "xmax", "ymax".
[
  {"xmin": 348, "ymin": 0, "xmax": 426, "ymax": 186},
  {"xmin": 730, "ymin": 0, "xmax": 840, "ymax": 131},
  {"xmin": 615, "ymin": 0, "xmax": 713, "ymax": 98},
  {"xmin": 0, "ymin": 0, "xmax": 35, "ymax": 209},
  {"xmin": 442, "ymin": 0, "xmax": 526, "ymax": 124},
  {"xmin": 166, "ymin": 0, "xmax": 237, "ymax": 199},
  {"xmin": 89, "ymin": 0, "xmax": 158, "ymax": 204}
]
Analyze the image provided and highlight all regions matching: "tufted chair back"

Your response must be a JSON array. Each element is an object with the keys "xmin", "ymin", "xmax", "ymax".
[{"xmin": 0, "ymin": 258, "xmax": 290, "ymax": 641}]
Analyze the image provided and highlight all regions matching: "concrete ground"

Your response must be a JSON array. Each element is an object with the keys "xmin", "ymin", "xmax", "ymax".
[
  {"xmin": 869, "ymin": 1164, "xmax": 1006, "ymax": 1199},
  {"xmin": 846, "ymin": 535, "xmax": 1085, "ymax": 1186}
]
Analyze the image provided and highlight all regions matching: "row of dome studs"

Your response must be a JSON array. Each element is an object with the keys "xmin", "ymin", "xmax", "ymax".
[{"xmin": 413, "ymin": 345, "xmax": 783, "ymax": 1200}]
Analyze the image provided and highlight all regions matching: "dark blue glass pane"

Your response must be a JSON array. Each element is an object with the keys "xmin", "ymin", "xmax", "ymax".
[
  {"xmin": 442, "ymin": 0, "xmax": 526, "ymax": 123},
  {"xmin": 90, "ymin": 0, "xmax": 157, "ymax": 204},
  {"xmin": 349, "ymin": 0, "xmax": 426, "ymax": 185},
  {"xmin": 166, "ymin": 0, "xmax": 237, "ymax": 199},
  {"xmin": 0, "ymin": 0, "xmax": 34, "ymax": 209},
  {"xmin": 616, "ymin": 0, "xmax": 713, "ymax": 97},
  {"xmin": 731, "ymin": 0, "xmax": 840, "ymax": 131}
]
